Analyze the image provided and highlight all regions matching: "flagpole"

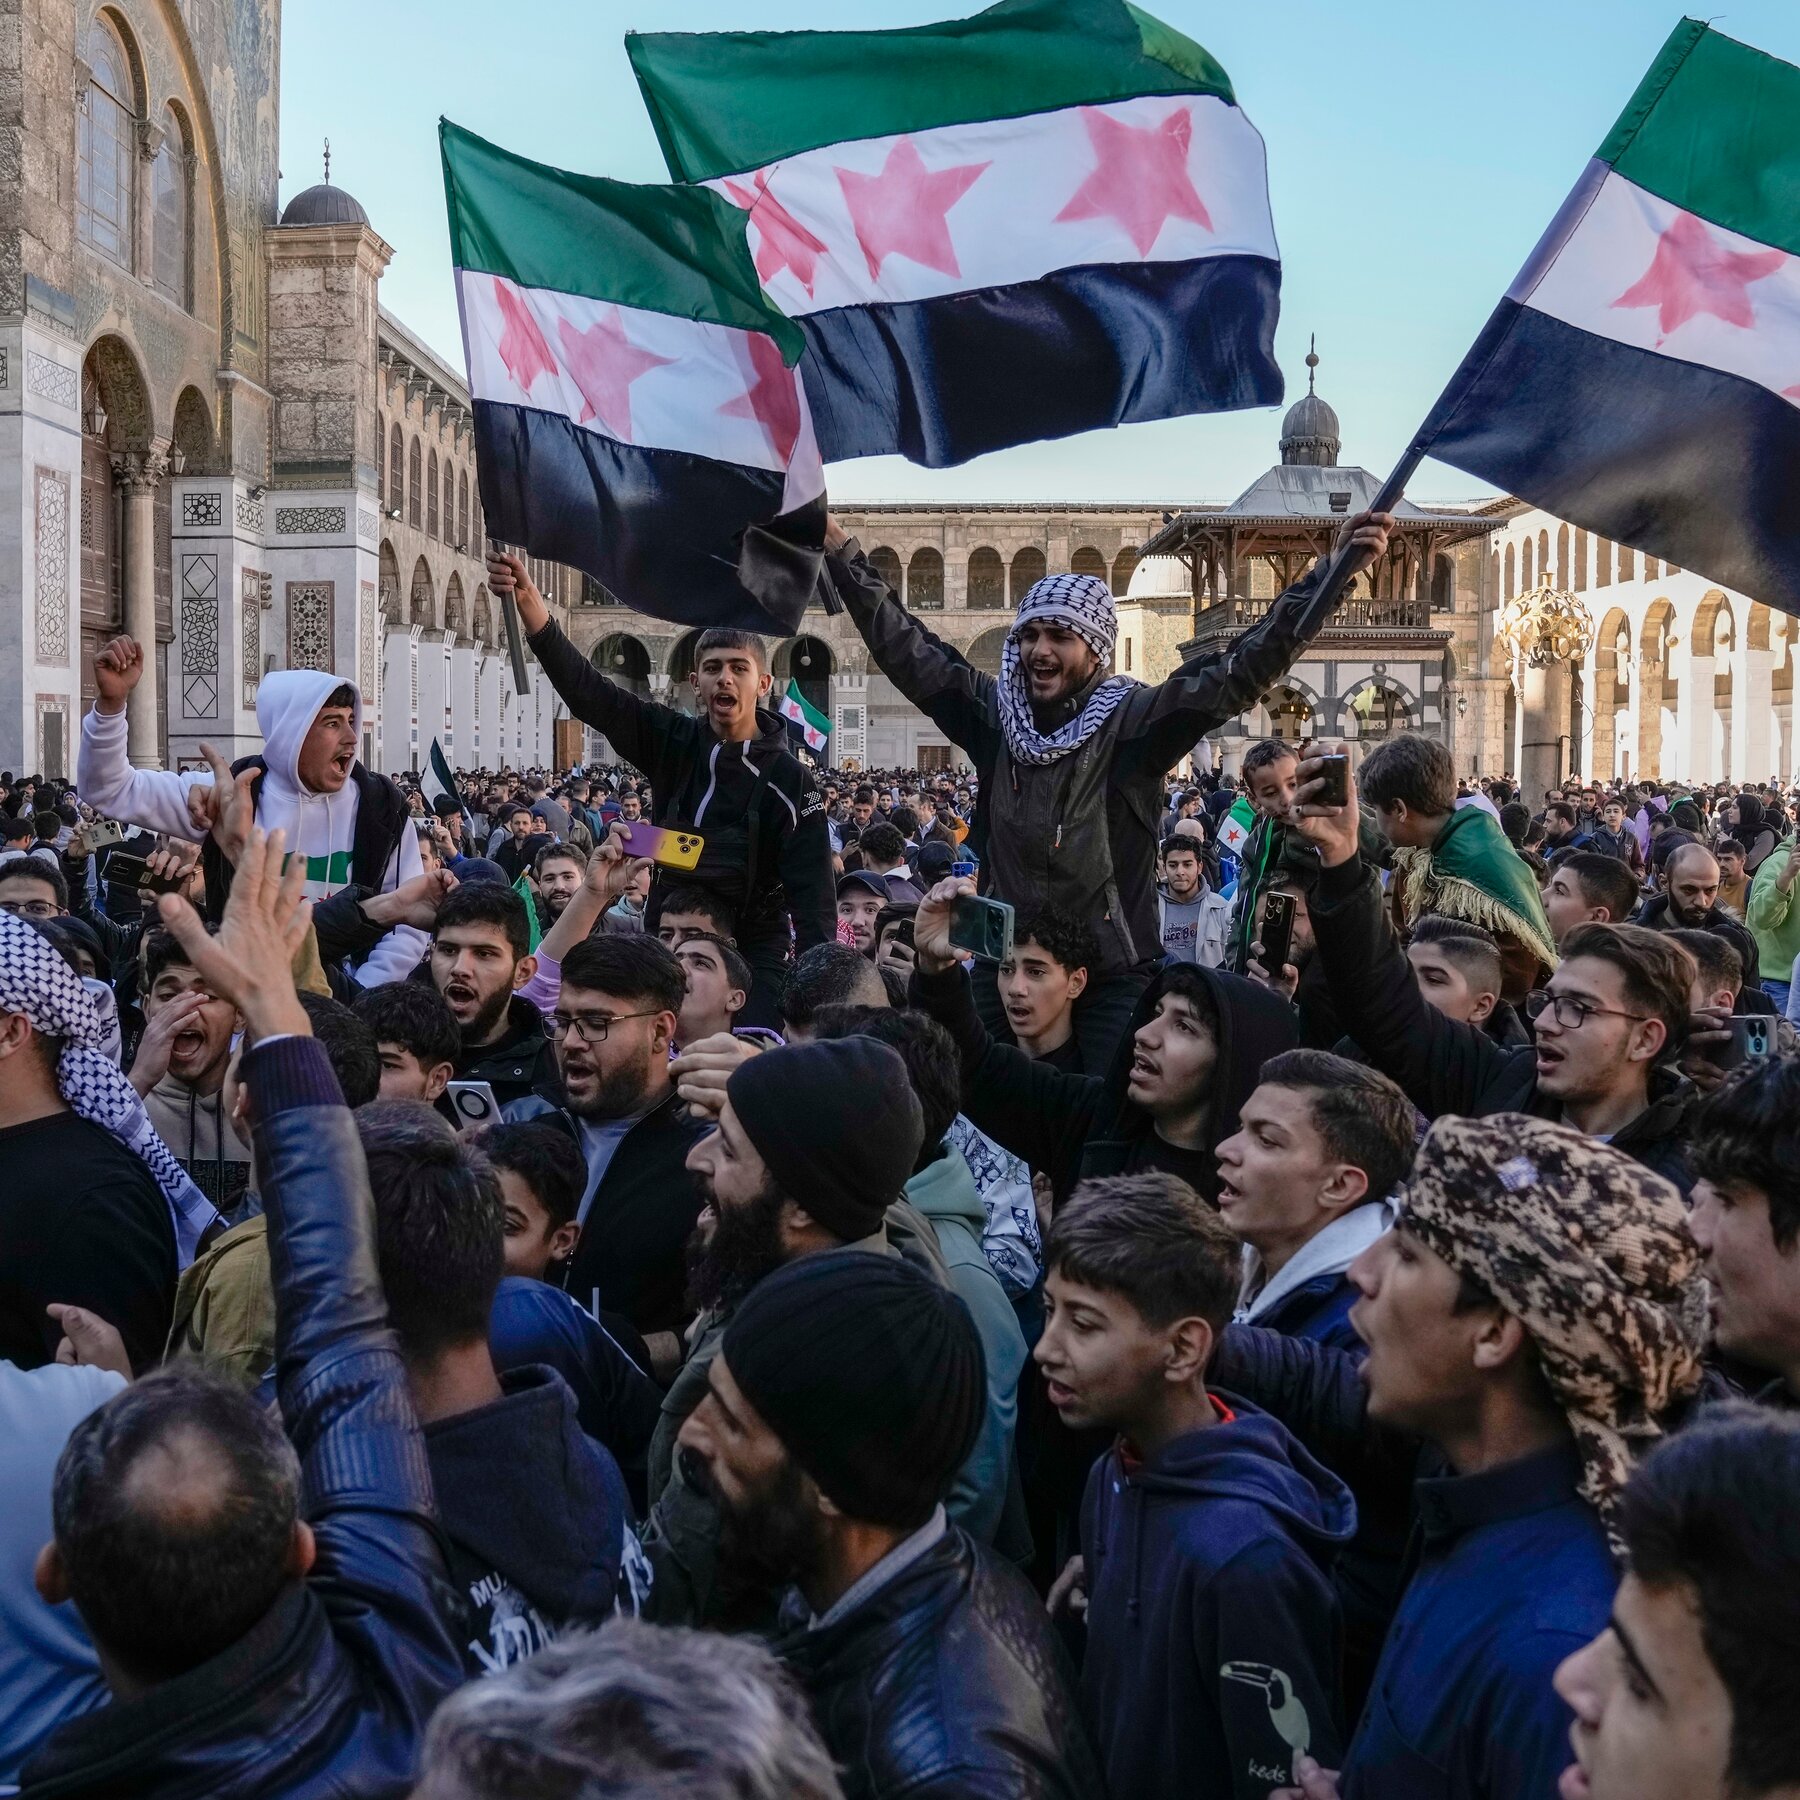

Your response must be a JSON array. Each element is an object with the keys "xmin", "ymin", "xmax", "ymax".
[{"xmin": 1297, "ymin": 436, "xmax": 1430, "ymax": 626}]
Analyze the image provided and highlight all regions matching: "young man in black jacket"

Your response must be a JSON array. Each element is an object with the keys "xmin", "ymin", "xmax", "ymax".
[
  {"xmin": 22, "ymin": 829, "xmax": 464, "ymax": 1799},
  {"xmin": 504, "ymin": 934, "xmax": 706, "ymax": 1377},
  {"xmin": 487, "ymin": 552, "xmax": 832, "ymax": 1028},
  {"xmin": 822, "ymin": 509, "xmax": 1392, "ymax": 1067},
  {"xmin": 909, "ymin": 877, "xmax": 1298, "ymax": 1208},
  {"xmin": 1290, "ymin": 752, "xmax": 1702, "ymax": 1195},
  {"xmin": 428, "ymin": 883, "xmax": 557, "ymax": 1109}
]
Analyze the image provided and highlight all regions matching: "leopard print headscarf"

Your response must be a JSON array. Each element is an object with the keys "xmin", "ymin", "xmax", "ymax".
[{"xmin": 1398, "ymin": 1112, "xmax": 1708, "ymax": 1548}]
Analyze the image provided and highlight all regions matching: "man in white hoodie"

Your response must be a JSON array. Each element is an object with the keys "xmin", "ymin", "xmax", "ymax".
[
  {"xmin": 75, "ymin": 635, "xmax": 425, "ymax": 987},
  {"xmin": 1213, "ymin": 1049, "xmax": 1417, "ymax": 1353}
]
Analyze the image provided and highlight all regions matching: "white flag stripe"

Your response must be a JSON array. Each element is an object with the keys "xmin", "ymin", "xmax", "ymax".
[
  {"xmin": 701, "ymin": 93, "xmax": 1276, "ymax": 318},
  {"xmin": 457, "ymin": 269, "xmax": 826, "ymax": 507},
  {"xmin": 1516, "ymin": 166, "xmax": 1800, "ymax": 411}
]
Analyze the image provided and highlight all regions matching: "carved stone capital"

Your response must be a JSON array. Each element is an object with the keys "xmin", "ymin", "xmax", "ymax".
[
  {"xmin": 110, "ymin": 450, "xmax": 170, "ymax": 496},
  {"xmin": 72, "ymin": 58, "xmax": 93, "ymax": 106},
  {"xmin": 137, "ymin": 118, "xmax": 167, "ymax": 163}
]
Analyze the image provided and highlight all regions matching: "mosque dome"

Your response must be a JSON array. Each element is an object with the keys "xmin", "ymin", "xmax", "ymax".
[
  {"xmin": 279, "ymin": 182, "xmax": 369, "ymax": 228},
  {"xmin": 1279, "ymin": 341, "xmax": 1341, "ymax": 467}
]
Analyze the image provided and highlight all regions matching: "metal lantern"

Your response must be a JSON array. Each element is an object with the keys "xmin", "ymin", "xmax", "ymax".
[{"xmin": 1497, "ymin": 584, "xmax": 1595, "ymax": 670}]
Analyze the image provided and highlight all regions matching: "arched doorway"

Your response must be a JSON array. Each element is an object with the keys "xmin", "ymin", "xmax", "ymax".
[
  {"xmin": 80, "ymin": 336, "xmax": 167, "ymax": 763},
  {"xmin": 775, "ymin": 635, "xmax": 835, "ymax": 750},
  {"xmin": 171, "ymin": 387, "xmax": 215, "ymax": 473},
  {"xmin": 666, "ymin": 628, "xmax": 703, "ymax": 716},
  {"xmin": 1639, "ymin": 600, "xmax": 1677, "ymax": 777},
  {"xmin": 967, "ymin": 546, "xmax": 1004, "ymax": 610},
  {"xmin": 1592, "ymin": 608, "xmax": 1631, "ymax": 784},
  {"xmin": 1261, "ymin": 685, "xmax": 1313, "ymax": 744},
  {"xmin": 1071, "ymin": 546, "xmax": 1107, "ymax": 584},
  {"xmin": 1009, "ymin": 546, "xmax": 1047, "ymax": 605},
  {"xmin": 1344, "ymin": 680, "xmax": 1413, "ymax": 743},
  {"xmin": 907, "ymin": 547, "xmax": 944, "ymax": 611},
  {"xmin": 592, "ymin": 633, "xmax": 652, "ymax": 700},
  {"xmin": 967, "ymin": 627, "xmax": 1009, "ymax": 679},
  {"xmin": 867, "ymin": 546, "xmax": 902, "ymax": 599}
]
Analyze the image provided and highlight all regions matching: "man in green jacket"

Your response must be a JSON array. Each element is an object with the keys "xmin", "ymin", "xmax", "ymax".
[{"xmin": 1747, "ymin": 834, "xmax": 1800, "ymax": 1014}]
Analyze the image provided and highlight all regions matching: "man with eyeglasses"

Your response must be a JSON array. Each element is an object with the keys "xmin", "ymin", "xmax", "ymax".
[
  {"xmin": 506, "ymin": 934, "xmax": 706, "ymax": 1382},
  {"xmin": 1289, "ymin": 751, "xmax": 1701, "ymax": 1194},
  {"xmin": 0, "ymin": 855, "xmax": 66, "ymax": 922}
]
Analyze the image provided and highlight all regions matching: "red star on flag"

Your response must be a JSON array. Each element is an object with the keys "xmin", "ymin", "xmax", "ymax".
[
  {"xmin": 555, "ymin": 309, "xmax": 676, "ymax": 442},
  {"xmin": 835, "ymin": 138, "xmax": 989, "ymax": 281},
  {"xmin": 1612, "ymin": 211, "xmax": 1787, "ymax": 343},
  {"xmin": 723, "ymin": 169, "xmax": 830, "ymax": 297},
  {"xmin": 719, "ymin": 331, "xmax": 803, "ymax": 464},
  {"xmin": 1055, "ymin": 106, "xmax": 1212, "ymax": 257},
  {"xmin": 494, "ymin": 279, "xmax": 559, "ymax": 394}
]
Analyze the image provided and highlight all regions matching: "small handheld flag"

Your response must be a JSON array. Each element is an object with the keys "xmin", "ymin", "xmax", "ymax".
[
  {"xmin": 1218, "ymin": 794, "xmax": 1257, "ymax": 858},
  {"xmin": 778, "ymin": 680, "xmax": 830, "ymax": 753},
  {"xmin": 1411, "ymin": 21, "xmax": 1800, "ymax": 617},
  {"xmin": 422, "ymin": 739, "xmax": 461, "ymax": 816}
]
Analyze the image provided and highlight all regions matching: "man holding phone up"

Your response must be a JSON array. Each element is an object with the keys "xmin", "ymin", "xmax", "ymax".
[
  {"xmin": 487, "ymin": 554, "xmax": 832, "ymax": 1029},
  {"xmin": 822, "ymin": 510, "xmax": 1393, "ymax": 1068}
]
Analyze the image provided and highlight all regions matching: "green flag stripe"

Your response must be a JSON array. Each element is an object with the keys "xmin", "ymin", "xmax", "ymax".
[
  {"xmin": 786, "ymin": 681, "xmax": 830, "ymax": 734},
  {"xmin": 1597, "ymin": 21, "xmax": 1800, "ymax": 259},
  {"xmin": 626, "ymin": 0, "xmax": 1232, "ymax": 184},
  {"xmin": 440, "ymin": 120, "xmax": 804, "ymax": 359}
]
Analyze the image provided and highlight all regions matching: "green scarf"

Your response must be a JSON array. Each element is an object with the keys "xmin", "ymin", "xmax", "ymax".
[{"xmin": 1397, "ymin": 804, "xmax": 1557, "ymax": 972}]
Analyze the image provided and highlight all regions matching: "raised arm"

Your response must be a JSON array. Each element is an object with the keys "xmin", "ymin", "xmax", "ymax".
[
  {"xmin": 490, "ymin": 552, "xmax": 674, "ymax": 776},
  {"xmin": 910, "ymin": 879, "xmax": 1101, "ymax": 1190},
  {"xmin": 823, "ymin": 520, "xmax": 998, "ymax": 759},
  {"xmin": 1290, "ymin": 752, "xmax": 1508, "ymax": 1120},
  {"xmin": 156, "ymin": 830, "xmax": 464, "ymax": 1729},
  {"xmin": 75, "ymin": 636, "xmax": 212, "ymax": 837},
  {"xmin": 1133, "ymin": 512, "xmax": 1394, "ymax": 768}
]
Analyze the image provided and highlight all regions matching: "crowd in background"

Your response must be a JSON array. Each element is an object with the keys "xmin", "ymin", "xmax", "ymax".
[{"xmin": 0, "ymin": 515, "xmax": 1795, "ymax": 1800}]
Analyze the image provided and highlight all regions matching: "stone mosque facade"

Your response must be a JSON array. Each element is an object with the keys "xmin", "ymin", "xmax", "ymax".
[{"xmin": 1, "ymin": 2, "xmax": 1787, "ymax": 791}]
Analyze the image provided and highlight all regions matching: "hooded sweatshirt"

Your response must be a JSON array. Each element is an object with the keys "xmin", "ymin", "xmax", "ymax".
[
  {"xmin": 905, "ymin": 1144, "xmax": 1031, "ymax": 1544},
  {"xmin": 77, "ymin": 672, "xmax": 426, "ymax": 988},
  {"xmin": 1080, "ymin": 1396, "xmax": 1356, "ymax": 1800},
  {"xmin": 1159, "ymin": 878, "xmax": 1230, "ymax": 967},
  {"xmin": 422, "ymin": 1364, "xmax": 646, "ymax": 1676},
  {"xmin": 912, "ymin": 960, "xmax": 1301, "ymax": 1206}
]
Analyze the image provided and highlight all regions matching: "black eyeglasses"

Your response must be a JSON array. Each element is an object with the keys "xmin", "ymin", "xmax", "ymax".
[
  {"xmin": 551, "ymin": 1007, "xmax": 663, "ymax": 1044},
  {"xmin": 1525, "ymin": 991, "xmax": 1649, "ymax": 1030}
]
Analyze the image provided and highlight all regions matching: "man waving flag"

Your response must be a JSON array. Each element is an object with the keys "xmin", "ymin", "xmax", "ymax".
[
  {"xmin": 442, "ymin": 120, "xmax": 826, "ymax": 636},
  {"xmin": 1414, "ymin": 21, "xmax": 1800, "ymax": 617},
  {"xmin": 627, "ymin": 0, "xmax": 1282, "ymax": 467}
]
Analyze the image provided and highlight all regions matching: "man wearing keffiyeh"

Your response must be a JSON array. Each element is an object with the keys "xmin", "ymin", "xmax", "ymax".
[
  {"xmin": 823, "ymin": 507, "xmax": 1393, "ymax": 1066},
  {"xmin": 0, "ymin": 911, "xmax": 220, "ymax": 1373},
  {"xmin": 1270, "ymin": 1111, "xmax": 1710, "ymax": 1800}
]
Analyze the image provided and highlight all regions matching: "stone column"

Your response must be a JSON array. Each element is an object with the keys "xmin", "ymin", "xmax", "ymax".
[
  {"xmin": 1518, "ymin": 658, "xmax": 1571, "ymax": 802},
  {"xmin": 112, "ymin": 451, "xmax": 168, "ymax": 767}
]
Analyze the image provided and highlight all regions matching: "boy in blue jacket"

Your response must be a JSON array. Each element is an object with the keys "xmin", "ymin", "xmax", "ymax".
[{"xmin": 1039, "ymin": 1171, "xmax": 1355, "ymax": 1800}]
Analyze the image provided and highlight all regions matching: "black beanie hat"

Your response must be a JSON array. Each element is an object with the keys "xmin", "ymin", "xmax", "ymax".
[
  {"xmin": 727, "ymin": 1039, "xmax": 923, "ymax": 1243},
  {"xmin": 721, "ymin": 1250, "xmax": 985, "ymax": 1528}
]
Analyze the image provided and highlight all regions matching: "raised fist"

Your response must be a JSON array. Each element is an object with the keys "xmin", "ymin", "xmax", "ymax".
[{"xmin": 93, "ymin": 636, "xmax": 145, "ymax": 712}]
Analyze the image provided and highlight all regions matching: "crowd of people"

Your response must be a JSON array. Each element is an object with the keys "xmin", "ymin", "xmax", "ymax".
[{"xmin": 0, "ymin": 512, "xmax": 1797, "ymax": 1800}]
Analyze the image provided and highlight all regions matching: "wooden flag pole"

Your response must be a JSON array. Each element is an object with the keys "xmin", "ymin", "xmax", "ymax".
[{"xmin": 1293, "ymin": 438, "xmax": 1430, "ymax": 630}]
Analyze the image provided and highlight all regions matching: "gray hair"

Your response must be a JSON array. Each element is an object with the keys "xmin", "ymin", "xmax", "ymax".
[{"xmin": 415, "ymin": 1618, "xmax": 845, "ymax": 1800}]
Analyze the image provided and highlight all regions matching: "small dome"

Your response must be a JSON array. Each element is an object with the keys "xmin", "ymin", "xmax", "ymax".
[
  {"xmin": 280, "ymin": 183, "xmax": 369, "ymax": 228},
  {"xmin": 1280, "ymin": 391, "xmax": 1341, "ymax": 467},
  {"xmin": 1126, "ymin": 555, "xmax": 1192, "ymax": 601}
]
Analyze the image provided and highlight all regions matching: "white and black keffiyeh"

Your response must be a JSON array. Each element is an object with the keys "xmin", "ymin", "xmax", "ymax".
[
  {"xmin": 999, "ymin": 573, "xmax": 1138, "ymax": 766},
  {"xmin": 0, "ymin": 911, "xmax": 220, "ymax": 1265}
]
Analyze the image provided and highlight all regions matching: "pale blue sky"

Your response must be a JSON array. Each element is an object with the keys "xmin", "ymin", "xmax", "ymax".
[{"xmin": 280, "ymin": 0, "xmax": 1800, "ymax": 504}]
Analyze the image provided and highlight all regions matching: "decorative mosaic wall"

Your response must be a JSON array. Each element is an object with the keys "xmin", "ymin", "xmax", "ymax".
[
  {"xmin": 34, "ymin": 468, "xmax": 69, "ymax": 666},
  {"xmin": 275, "ymin": 506, "xmax": 346, "ymax": 536},
  {"xmin": 180, "ymin": 552, "xmax": 220, "ymax": 719},
  {"xmin": 287, "ymin": 581, "xmax": 335, "ymax": 671},
  {"xmin": 242, "ymin": 569, "xmax": 264, "ymax": 707}
]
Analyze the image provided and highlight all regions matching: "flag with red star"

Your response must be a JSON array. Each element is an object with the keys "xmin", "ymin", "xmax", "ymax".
[
  {"xmin": 626, "ymin": 0, "xmax": 1282, "ymax": 468},
  {"xmin": 1416, "ymin": 20, "xmax": 1800, "ymax": 618},
  {"xmin": 441, "ymin": 120, "xmax": 825, "ymax": 636}
]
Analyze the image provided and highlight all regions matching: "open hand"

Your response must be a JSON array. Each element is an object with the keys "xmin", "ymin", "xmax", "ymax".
[
  {"xmin": 156, "ymin": 827, "xmax": 312, "ymax": 1044},
  {"xmin": 93, "ymin": 636, "xmax": 144, "ymax": 713},
  {"xmin": 187, "ymin": 742, "xmax": 258, "ymax": 866},
  {"xmin": 1291, "ymin": 745, "xmax": 1361, "ymax": 870},
  {"xmin": 588, "ymin": 820, "xmax": 652, "ymax": 905},
  {"xmin": 361, "ymin": 866, "xmax": 458, "ymax": 931}
]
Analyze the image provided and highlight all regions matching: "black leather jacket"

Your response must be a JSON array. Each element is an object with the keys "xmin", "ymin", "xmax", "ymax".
[
  {"xmin": 22, "ymin": 1036, "xmax": 465, "ymax": 1800},
  {"xmin": 773, "ymin": 1525, "xmax": 1100, "ymax": 1800}
]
